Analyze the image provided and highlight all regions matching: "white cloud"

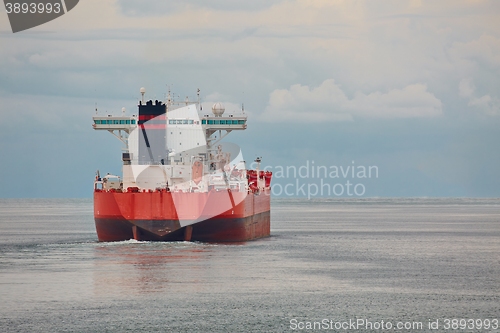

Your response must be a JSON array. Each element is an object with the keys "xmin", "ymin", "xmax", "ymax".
[
  {"xmin": 459, "ymin": 78, "xmax": 475, "ymax": 98},
  {"xmin": 450, "ymin": 35, "xmax": 500, "ymax": 68},
  {"xmin": 261, "ymin": 79, "xmax": 442, "ymax": 122},
  {"xmin": 459, "ymin": 78, "xmax": 499, "ymax": 115},
  {"xmin": 116, "ymin": 0, "xmax": 283, "ymax": 15}
]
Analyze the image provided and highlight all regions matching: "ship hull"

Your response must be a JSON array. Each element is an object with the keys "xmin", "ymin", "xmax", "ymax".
[{"xmin": 93, "ymin": 189, "xmax": 270, "ymax": 242}]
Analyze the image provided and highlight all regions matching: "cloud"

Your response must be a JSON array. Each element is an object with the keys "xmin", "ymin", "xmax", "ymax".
[
  {"xmin": 459, "ymin": 78, "xmax": 475, "ymax": 98},
  {"xmin": 451, "ymin": 35, "xmax": 500, "ymax": 68},
  {"xmin": 459, "ymin": 78, "xmax": 499, "ymax": 115},
  {"xmin": 261, "ymin": 79, "xmax": 442, "ymax": 122},
  {"xmin": 116, "ymin": 0, "xmax": 284, "ymax": 16}
]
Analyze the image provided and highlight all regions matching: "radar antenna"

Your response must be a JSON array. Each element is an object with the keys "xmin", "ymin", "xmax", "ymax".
[{"xmin": 140, "ymin": 87, "xmax": 146, "ymax": 104}]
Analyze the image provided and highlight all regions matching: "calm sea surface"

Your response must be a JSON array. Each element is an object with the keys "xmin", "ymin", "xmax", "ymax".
[{"xmin": 0, "ymin": 198, "xmax": 499, "ymax": 333}]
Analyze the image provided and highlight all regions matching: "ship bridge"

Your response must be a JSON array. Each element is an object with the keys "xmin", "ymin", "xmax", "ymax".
[
  {"xmin": 200, "ymin": 102, "xmax": 247, "ymax": 147},
  {"xmin": 91, "ymin": 88, "xmax": 248, "ymax": 178},
  {"xmin": 200, "ymin": 117, "xmax": 246, "ymax": 128},
  {"xmin": 92, "ymin": 98, "xmax": 247, "ymax": 147},
  {"xmin": 92, "ymin": 113, "xmax": 137, "ymax": 144},
  {"xmin": 93, "ymin": 115, "xmax": 246, "ymax": 130},
  {"xmin": 93, "ymin": 116, "xmax": 137, "ymax": 129}
]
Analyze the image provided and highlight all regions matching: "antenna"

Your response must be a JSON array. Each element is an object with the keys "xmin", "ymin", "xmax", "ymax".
[
  {"xmin": 95, "ymin": 102, "xmax": 98, "ymax": 114},
  {"xmin": 242, "ymin": 90, "xmax": 245, "ymax": 113},
  {"xmin": 140, "ymin": 87, "xmax": 146, "ymax": 104},
  {"xmin": 198, "ymin": 88, "xmax": 203, "ymax": 110}
]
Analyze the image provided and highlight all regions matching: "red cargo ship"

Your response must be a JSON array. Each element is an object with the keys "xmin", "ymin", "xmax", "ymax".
[{"xmin": 92, "ymin": 88, "xmax": 271, "ymax": 242}]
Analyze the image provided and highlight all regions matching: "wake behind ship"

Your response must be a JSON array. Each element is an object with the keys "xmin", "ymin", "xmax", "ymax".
[{"xmin": 92, "ymin": 88, "xmax": 271, "ymax": 242}]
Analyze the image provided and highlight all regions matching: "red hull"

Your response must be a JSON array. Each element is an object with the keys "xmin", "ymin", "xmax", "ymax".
[{"xmin": 93, "ymin": 189, "xmax": 271, "ymax": 242}]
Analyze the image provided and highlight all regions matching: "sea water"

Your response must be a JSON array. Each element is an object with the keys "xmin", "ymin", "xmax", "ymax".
[{"xmin": 0, "ymin": 198, "xmax": 499, "ymax": 332}]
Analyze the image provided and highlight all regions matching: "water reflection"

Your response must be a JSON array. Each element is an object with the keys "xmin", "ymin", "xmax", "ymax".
[{"xmin": 92, "ymin": 241, "xmax": 228, "ymax": 296}]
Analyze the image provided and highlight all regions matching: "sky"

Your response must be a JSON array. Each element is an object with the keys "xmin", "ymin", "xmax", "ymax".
[{"xmin": 0, "ymin": 0, "xmax": 499, "ymax": 198}]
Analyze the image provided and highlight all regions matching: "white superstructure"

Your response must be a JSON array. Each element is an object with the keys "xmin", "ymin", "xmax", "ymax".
[{"xmin": 92, "ymin": 88, "xmax": 259, "ymax": 193}]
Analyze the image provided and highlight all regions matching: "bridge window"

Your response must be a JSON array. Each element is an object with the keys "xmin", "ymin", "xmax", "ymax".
[
  {"xmin": 131, "ymin": 119, "xmax": 136, "ymax": 125},
  {"xmin": 120, "ymin": 120, "xmax": 125, "ymax": 124},
  {"xmin": 202, "ymin": 119, "xmax": 207, "ymax": 124},
  {"xmin": 232, "ymin": 120, "xmax": 238, "ymax": 124},
  {"xmin": 183, "ymin": 120, "xmax": 188, "ymax": 124},
  {"xmin": 208, "ymin": 120, "xmax": 214, "ymax": 125},
  {"xmin": 189, "ymin": 120, "xmax": 194, "ymax": 124},
  {"xmin": 238, "ymin": 120, "xmax": 245, "ymax": 124},
  {"xmin": 125, "ymin": 120, "xmax": 131, "ymax": 124},
  {"xmin": 176, "ymin": 120, "xmax": 183, "ymax": 124}
]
